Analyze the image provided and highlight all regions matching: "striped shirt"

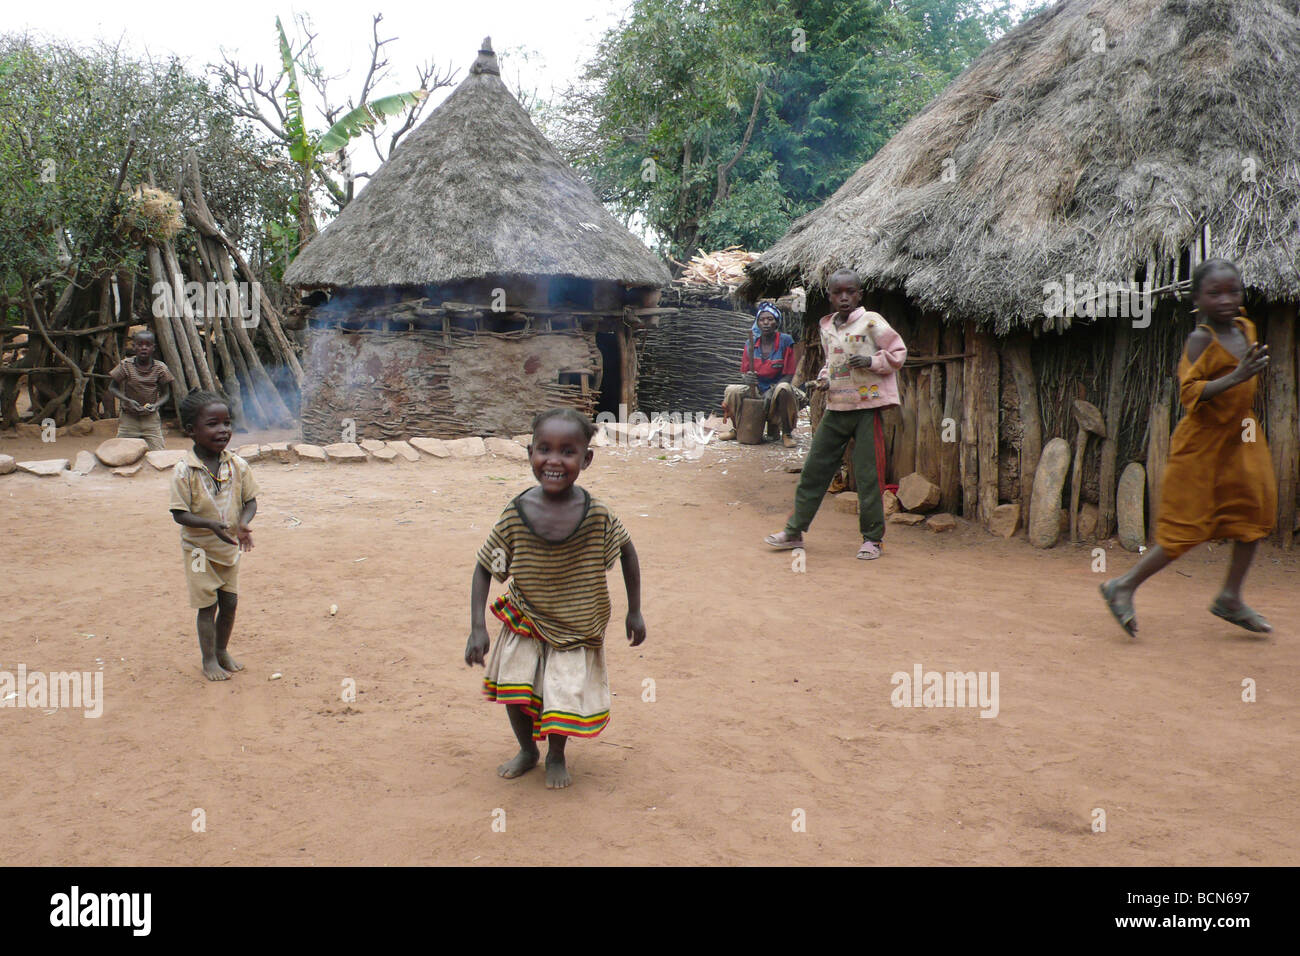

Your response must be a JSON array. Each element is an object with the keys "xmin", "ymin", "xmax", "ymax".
[
  {"xmin": 476, "ymin": 489, "xmax": 630, "ymax": 649},
  {"xmin": 110, "ymin": 358, "xmax": 175, "ymax": 417}
]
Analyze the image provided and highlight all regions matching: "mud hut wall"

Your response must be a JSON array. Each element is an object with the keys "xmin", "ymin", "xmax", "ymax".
[{"xmin": 301, "ymin": 324, "xmax": 601, "ymax": 442}]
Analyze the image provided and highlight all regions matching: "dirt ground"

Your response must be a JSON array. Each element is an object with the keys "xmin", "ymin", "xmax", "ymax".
[{"xmin": 2, "ymin": 420, "xmax": 1297, "ymax": 866}]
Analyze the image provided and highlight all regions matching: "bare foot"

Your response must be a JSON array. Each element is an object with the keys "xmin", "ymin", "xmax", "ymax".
[
  {"xmin": 202, "ymin": 657, "xmax": 231, "ymax": 681},
  {"xmin": 216, "ymin": 650, "xmax": 243, "ymax": 673},
  {"xmin": 545, "ymin": 754, "xmax": 572, "ymax": 789},
  {"xmin": 497, "ymin": 747, "xmax": 540, "ymax": 779}
]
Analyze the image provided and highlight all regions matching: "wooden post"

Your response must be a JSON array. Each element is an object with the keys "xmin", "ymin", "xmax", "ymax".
[
  {"xmin": 913, "ymin": 318, "xmax": 942, "ymax": 483},
  {"xmin": 1004, "ymin": 333, "xmax": 1040, "ymax": 515},
  {"xmin": 619, "ymin": 321, "xmax": 638, "ymax": 414},
  {"xmin": 960, "ymin": 322, "xmax": 979, "ymax": 519},
  {"xmin": 1097, "ymin": 321, "xmax": 1130, "ymax": 538},
  {"xmin": 146, "ymin": 244, "xmax": 190, "ymax": 396},
  {"xmin": 972, "ymin": 327, "xmax": 999, "ymax": 524},
  {"xmin": 1265, "ymin": 301, "xmax": 1297, "ymax": 548},
  {"xmin": 1146, "ymin": 377, "xmax": 1171, "ymax": 544},
  {"xmin": 895, "ymin": 369, "xmax": 917, "ymax": 479},
  {"xmin": 938, "ymin": 323, "xmax": 963, "ymax": 513}
]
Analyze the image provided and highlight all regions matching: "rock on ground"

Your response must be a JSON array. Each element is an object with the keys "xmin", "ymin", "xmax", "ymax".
[
  {"xmin": 368, "ymin": 446, "xmax": 398, "ymax": 462},
  {"xmin": 1028, "ymin": 437, "xmax": 1071, "ymax": 548},
  {"xmin": 293, "ymin": 444, "xmax": 327, "ymax": 462},
  {"xmin": 888, "ymin": 512, "xmax": 927, "ymax": 526},
  {"xmin": 17, "ymin": 458, "xmax": 69, "ymax": 476},
  {"xmin": 1077, "ymin": 502, "xmax": 1099, "ymax": 539},
  {"xmin": 112, "ymin": 463, "xmax": 143, "ymax": 477},
  {"xmin": 323, "ymin": 442, "xmax": 367, "ymax": 462},
  {"xmin": 385, "ymin": 440, "xmax": 420, "ymax": 462},
  {"xmin": 72, "ymin": 451, "xmax": 98, "ymax": 475},
  {"xmin": 1117, "ymin": 462, "xmax": 1147, "ymax": 553},
  {"xmin": 897, "ymin": 473, "xmax": 941, "ymax": 512},
  {"xmin": 882, "ymin": 490, "xmax": 900, "ymax": 517},
  {"xmin": 62, "ymin": 418, "xmax": 94, "ymax": 437},
  {"xmin": 359, "ymin": 439, "xmax": 388, "ymax": 453},
  {"xmin": 926, "ymin": 513, "xmax": 957, "ymax": 532},
  {"xmin": 0, "ymin": 454, "xmax": 15, "ymax": 475},
  {"xmin": 95, "ymin": 437, "xmax": 148, "ymax": 467},
  {"xmin": 409, "ymin": 437, "xmax": 450, "ymax": 458},
  {"xmin": 146, "ymin": 449, "xmax": 187, "ymax": 470},
  {"xmin": 832, "ymin": 492, "xmax": 858, "ymax": 514},
  {"xmin": 260, "ymin": 442, "xmax": 297, "ymax": 464},
  {"xmin": 444, "ymin": 437, "xmax": 486, "ymax": 458},
  {"xmin": 988, "ymin": 503, "xmax": 1020, "ymax": 538},
  {"xmin": 484, "ymin": 437, "xmax": 528, "ymax": 461},
  {"xmin": 236, "ymin": 444, "xmax": 262, "ymax": 462}
]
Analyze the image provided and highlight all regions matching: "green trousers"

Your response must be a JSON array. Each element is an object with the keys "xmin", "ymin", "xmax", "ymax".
[{"xmin": 785, "ymin": 407, "xmax": 885, "ymax": 541}]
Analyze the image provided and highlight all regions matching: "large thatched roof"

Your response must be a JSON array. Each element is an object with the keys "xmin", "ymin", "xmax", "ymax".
[
  {"xmin": 284, "ymin": 39, "xmax": 670, "ymax": 291},
  {"xmin": 740, "ymin": 0, "xmax": 1300, "ymax": 331}
]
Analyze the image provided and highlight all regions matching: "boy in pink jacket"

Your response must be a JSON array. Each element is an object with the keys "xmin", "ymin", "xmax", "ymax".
[{"xmin": 764, "ymin": 269, "xmax": 907, "ymax": 560}]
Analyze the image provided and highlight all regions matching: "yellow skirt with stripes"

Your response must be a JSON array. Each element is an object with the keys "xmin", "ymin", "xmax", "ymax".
[{"xmin": 482, "ymin": 623, "xmax": 611, "ymax": 740}]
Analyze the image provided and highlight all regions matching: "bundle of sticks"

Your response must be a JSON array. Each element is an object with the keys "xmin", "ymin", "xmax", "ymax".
[
  {"xmin": 145, "ymin": 150, "xmax": 302, "ymax": 429},
  {"xmin": 671, "ymin": 246, "xmax": 760, "ymax": 288}
]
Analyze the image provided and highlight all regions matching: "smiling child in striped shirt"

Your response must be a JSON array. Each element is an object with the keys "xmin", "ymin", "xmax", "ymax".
[{"xmin": 465, "ymin": 408, "xmax": 646, "ymax": 789}]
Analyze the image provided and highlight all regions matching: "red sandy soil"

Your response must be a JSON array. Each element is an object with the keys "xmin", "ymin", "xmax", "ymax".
[{"xmin": 1, "ymin": 422, "xmax": 1297, "ymax": 866}]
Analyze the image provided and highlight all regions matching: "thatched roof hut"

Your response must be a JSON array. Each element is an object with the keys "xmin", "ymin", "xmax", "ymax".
[
  {"xmin": 740, "ymin": 0, "xmax": 1299, "ymax": 548},
  {"xmin": 284, "ymin": 39, "xmax": 668, "ymax": 292},
  {"xmin": 283, "ymin": 38, "xmax": 672, "ymax": 441}
]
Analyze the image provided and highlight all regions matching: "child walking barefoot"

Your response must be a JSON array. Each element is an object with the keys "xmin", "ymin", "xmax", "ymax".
[
  {"xmin": 169, "ymin": 389, "xmax": 258, "ymax": 680},
  {"xmin": 465, "ymin": 408, "xmax": 646, "ymax": 789},
  {"xmin": 1101, "ymin": 259, "xmax": 1276, "ymax": 635}
]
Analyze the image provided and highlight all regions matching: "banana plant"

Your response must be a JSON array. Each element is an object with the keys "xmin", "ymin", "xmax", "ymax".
[{"xmin": 274, "ymin": 16, "xmax": 426, "ymax": 244}]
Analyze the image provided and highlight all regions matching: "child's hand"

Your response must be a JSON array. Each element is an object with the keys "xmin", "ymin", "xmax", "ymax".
[
  {"xmin": 465, "ymin": 626, "xmax": 490, "ymax": 667},
  {"xmin": 626, "ymin": 610, "xmax": 646, "ymax": 647},
  {"xmin": 1230, "ymin": 343, "xmax": 1269, "ymax": 383},
  {"xmin": 809, "ymin": 377, "xmax": 829, "ymax": 392},
  {"xmin": 237, "ymin": 525, "xmax": 254, "ymax": 551},
  {"xmin": 209, "ymin": 520, "xmax": 238, "ymax": 545},
  {"xmin": 847, "ymin": 353, "xmax": 875, "ymax": 369},
  {"xmin": 125, "ymin": 399, "xmax": 144, "ymax": 413}
]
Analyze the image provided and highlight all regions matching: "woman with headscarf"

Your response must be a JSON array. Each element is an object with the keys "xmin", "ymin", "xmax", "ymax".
[{"xmin": 717, "ymin": 302, "xmax": 801, "ymax": 447}]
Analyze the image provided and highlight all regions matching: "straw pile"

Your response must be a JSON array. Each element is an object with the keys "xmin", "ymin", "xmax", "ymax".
[
  {"xmin": 673, "ymin": 246, "xmax": 760, "ymax": 288},
  {"xmin": 118, "ymin": 186, "xmax": 184, "ymax": 243}
]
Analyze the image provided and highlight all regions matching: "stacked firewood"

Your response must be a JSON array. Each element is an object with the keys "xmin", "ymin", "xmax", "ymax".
[
  {"xmin": 145, "ymin": 150, "xmax": 302, "ymax": 428},
  {"xmin": 672, "ymin": 246, "xmax": 759, "ymax": 288}
]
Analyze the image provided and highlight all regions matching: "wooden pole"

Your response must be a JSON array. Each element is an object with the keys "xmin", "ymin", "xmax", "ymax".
[
  {"xmin": 1004, "ymin": 333, "xmax": 1041, "ymax": 515},
  {"xmin": 938, "ymin": 323, "xmax": 963, "ymax": 513},
  {"xmin": 960, "ymin": 321, "xmax": 979, "ymax": 519},
  {"xmin": 1264, "ymin": 301, "xmax": 1297, "ymax": 548},
  {"xmin": 973, "ymin": 327, "xmax": 999, "ymax": 524},
  {"xmin": 162, "ymin": 243, "xmax": 218, "ymax": 393},
  {"xmin": 145, "ymin": 244, "xmax": 190, "ymax": 397},
  {"xmin": 1097, "ymin": 321, "xmax": 1130, "ymax": 538},
  {"xmin": 195, "ymin": 236, "xmax": 252, "ymax": 426},
  {"xmin": 1146, "ymin": 377, "xmax": 1171, "ymax": 544},
  {"xmin": 913, "ymin": 319, "xmax": 942, "ymax": 483}
]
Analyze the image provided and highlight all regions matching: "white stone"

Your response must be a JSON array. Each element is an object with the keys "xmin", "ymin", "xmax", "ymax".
[
  {"xmin": 17, "ymin": 458, "xmax": 69, "ymax": 476},
  {"xmin": 95, "ymin": 437, "xmax": 148, "ymax": 467},
  {"xmin": 323, "ymin": 442, "xmax": 367, "ymax": 462},
  {"xmin": 146, "ymin": 449, "xmax": 187, "ymax": 470},
  {"xmin": 386, "ymin": 440, "xmax": 421, "ymax": 462},
  {"xmin": 236, "ymin": 444, "xmax": 262, "ymax": 462},
  {"xmin": 72, "ymin": 450, "xmax": 98, "ymax": 475},
  {"xmin": 293, "ymin": 443, "xmax": 327, "ymax": 461},
  {"xmin": 444, "ymin": 437, "xmax": 486, "ymax": 458},
  {"xmin": 0, "ymin": 454, "xmax": 15, "ymax": 475},
  {"xmin": 409, "ymin": 437, "xmax": 450, "ymax": 458},
  {"xmin": 484, "ymin": 437, "xmax": 529, "ymax": 461}
]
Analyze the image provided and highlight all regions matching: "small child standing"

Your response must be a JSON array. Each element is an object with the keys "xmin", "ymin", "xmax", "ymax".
[
  {"xmin": 108, "ymin": 329, "xmax": 175, "ymax": 451},
  {"xmin": 168, "ymin": 389, "xmax": 259, "ymax": 681},
  {"xmin": 465, "ymin": 408, "xmax": 645, "ymax": 789},
  {"xmin": 765, "ymin": 268, "xmax": 907, "ymax": 560}
]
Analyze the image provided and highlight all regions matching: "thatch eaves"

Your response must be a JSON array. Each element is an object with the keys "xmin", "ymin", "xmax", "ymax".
[
  {"xmin": 740, "ymin": 0, "xmax": 1300, "ymax": 332},
  {"xmin": 284, "ymin": 38, "xmax": 670, "ymax": 291}
]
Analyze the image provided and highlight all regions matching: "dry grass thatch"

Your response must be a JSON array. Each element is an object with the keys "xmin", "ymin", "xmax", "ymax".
[
  {"xmin": 672, "ymin": 246, "xmax": 761, "ymax": 288},
  {"xmin": 118, "ymin": 185, "xmax": 184, "ymax": 243},
  {"xmin": 284, "ymin": 38, "xmax": 670, "ymax": 292},
  {"xmin": 740, "ymin": 0, "xmax": 1300, "ymax": 332}
]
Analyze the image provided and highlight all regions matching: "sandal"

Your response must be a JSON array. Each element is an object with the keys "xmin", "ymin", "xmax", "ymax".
[
  {"xmin": 764, "ymin": 531, "xmax": 804, "ymax": 550},
  {"xmin": 856, "ymin": 540, "xmax": 882, "ymax": 560},
  {"xmin": 1099, "ymin": 580, "xmax": 1137, "ymax": 636},
  {"xmin": 1209, "ymin": 599, "xmax": 1272, "ymax": 633}
]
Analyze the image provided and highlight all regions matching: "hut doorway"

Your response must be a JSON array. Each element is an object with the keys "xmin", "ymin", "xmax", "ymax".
[{"xmin": 596, "ymin": 331, "xmax": 622, "ymax": 415}]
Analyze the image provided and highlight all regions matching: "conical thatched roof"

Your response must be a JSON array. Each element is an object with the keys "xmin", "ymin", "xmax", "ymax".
[
  {"xmin": 284, "ymin": 38, "xmax": 669, "ymax": 291},
  {"xmin": 740, "ymin": 0, "xmax": 1300, "ymax": 331}
]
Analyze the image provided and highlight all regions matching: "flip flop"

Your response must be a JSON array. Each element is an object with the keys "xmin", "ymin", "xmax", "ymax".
[
  {"xmin": 1209, "ymin": 600, "xmax": 1272, "ymax": 633},
  {"xmin": 856, "ymin": 540, "xmax": 882, "ymax": 560},
  {"xmin": 1099, "ymin": 580, "xmax": 1137, "ymax": 636},
  {"xmin": 764, "ymin": 531, "xmax": 804, "ymax": 550}
]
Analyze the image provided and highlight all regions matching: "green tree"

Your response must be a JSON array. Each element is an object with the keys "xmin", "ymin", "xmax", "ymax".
[{"xmin": 555, "ymin": 0, "xmax": 1016, "ymax": 260}]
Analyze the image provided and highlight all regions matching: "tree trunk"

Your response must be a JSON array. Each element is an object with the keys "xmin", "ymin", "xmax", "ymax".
[
  {"xmin": 1004, "ymin": 334, "xmax": 1041, "ymax": 515},
  {"xmin": 1097, "ymin": 322, "xmax": 1130, "ymax": 538},
  {"xmin": 1264, "ymin": 301, "xmax": 1297, "ymax": 548}
]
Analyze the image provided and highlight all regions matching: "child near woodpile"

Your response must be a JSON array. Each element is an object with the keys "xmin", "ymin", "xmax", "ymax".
[
  {"xmin": 1101, "ymin": 258, "xmax": 1275, "ymax": 635},
  {"xmin": 108, "ymin": 329, "xmax": 175, "ymax": 451},
  {"xmin": 168, "ymin": 389, "xmax": 259, "ymax": 680},
  {"xmin": 465, "ymin": 408, "xmax": 645, "ymax": 789},
  {"xmin": 764, "ymin": 268, "xmax": 907, "ymax": 560}
]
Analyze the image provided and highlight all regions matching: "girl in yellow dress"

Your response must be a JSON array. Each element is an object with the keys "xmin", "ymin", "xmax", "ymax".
[{"xmin": 1101, "ymin": 259, "xmax": 1276, "ymax": 635}]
